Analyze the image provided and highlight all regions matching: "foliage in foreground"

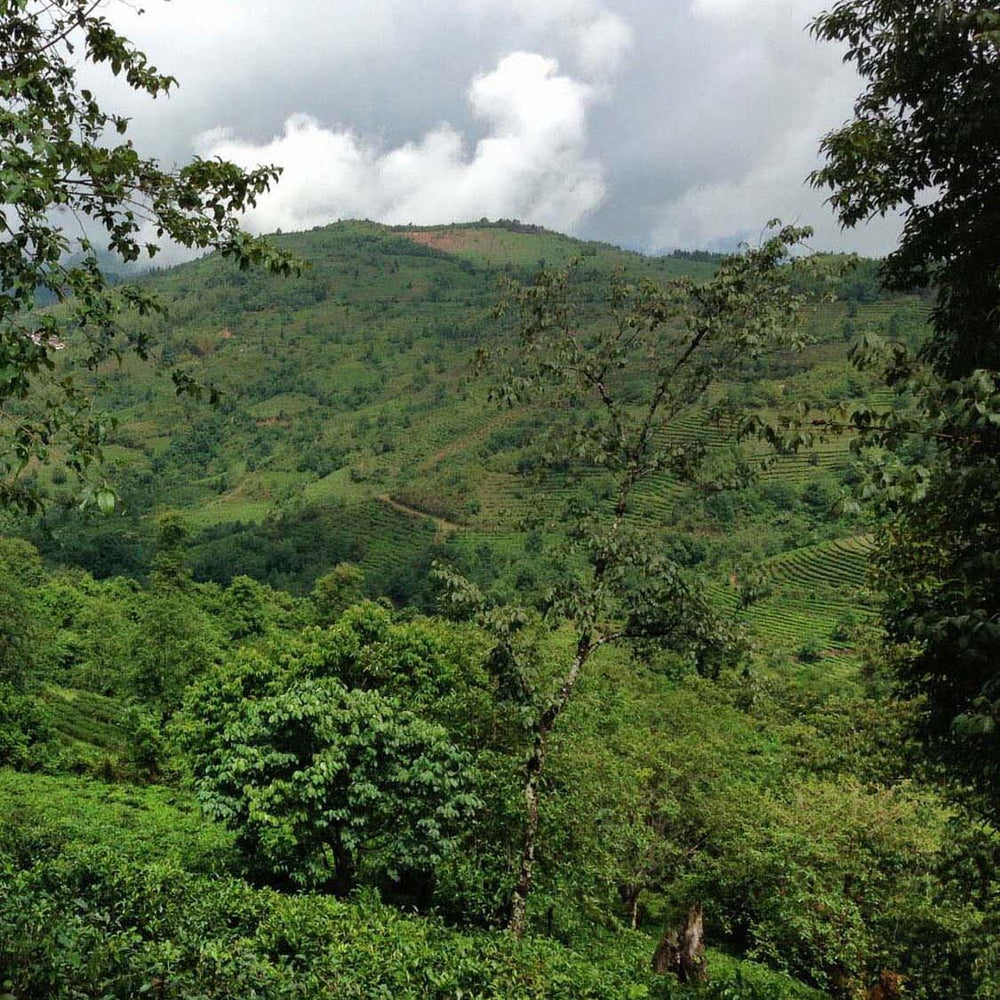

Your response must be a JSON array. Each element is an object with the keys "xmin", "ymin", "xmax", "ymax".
[
  {"xmin": 0, "ymin": 840, "xmax": 828, "ymax": 1000},
  {"xmin": 1, "ymin": 526, "xmax": 999, "ymax": 996}
]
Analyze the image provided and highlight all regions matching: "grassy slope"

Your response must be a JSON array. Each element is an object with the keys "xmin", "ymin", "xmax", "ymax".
[
  {"xmin": 0, "ymin": 769, "xmax": 826, "ymax": 999},
  {"xmin": 22, "ymin": 220, "xmax": 929, "ymax": 667}
]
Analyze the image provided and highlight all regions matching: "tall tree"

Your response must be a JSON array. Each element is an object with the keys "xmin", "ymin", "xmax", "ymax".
[
  {"xmin": 0, "ymin": 0, "xmax": 296, "ymax": 510},
  {"xmin": 441, "ymin": 224, "xmax": 809, "ymax": 937},
  {"xmin": 811, "ymin": 2, "xmax": 1000, "ymax": 815}
]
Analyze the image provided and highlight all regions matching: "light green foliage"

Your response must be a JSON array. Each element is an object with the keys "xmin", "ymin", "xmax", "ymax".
[
  {"xmin": 497, "ymin": 637, "xmax": 992, "ymax": 997},
  {"xmin": 128, "ymin": 583, "xmax": 224, "ymax": 708},
  {"xmin": 223, "ymin": 574, "xmax": 275, "ymax": 640},
  {"xmin": 219, "ymin": 572, "xmax": 312, "ymax": 643},
  {"xmin": 120, "ymin": 704, "xmax": 170, "ymax": 781},
  {"xmin": 0, "ymin": 537, "xmax": 50, "ymax": 687},
  {"xmin": 0, "ymin": 487, "xmax": 991, "ymax": 994},
  {"xmin": 7, "ymin": 217, "xmax": 889, "ymax": 646},
  {"xmin": 0, "ymin": 850, "xmax": 664, "ymax": 999},
  {"xmin": 0, "ymin": 770, "xmax": 235, "ymax": 872},
  {"xmin": 0, "ymin": 539, "xmax": 59, "ymax": 768},
  {"xmin": 693, "ymin": 776, "xmax": 940, "ymax": 992},
  {"xmin": 0, "ymin": 778, "xmax": 827, "ymax": 1000},
  {"xmin": 37, "ymin": 573, "xmax": 139, "ymax": 696},
  {"xmin": 2, "ymin": 4, "xmax": 991, "ymax": 994},
  {"xmin": 312, "ymin": 562, "xmax": 365, "ymax": 624},
  {"xmin": 0, "ymin": 682, "xmax": 52, "ymax": 768}
]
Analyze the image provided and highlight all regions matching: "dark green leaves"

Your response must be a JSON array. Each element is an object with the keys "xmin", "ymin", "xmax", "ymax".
[
  {"xmin": 180, "ymin": 624, "xmax": 483, "ymax": 891},
  {"xmin": 811, "ymin": 1, "xmax": 1000, "ymax": 814}
]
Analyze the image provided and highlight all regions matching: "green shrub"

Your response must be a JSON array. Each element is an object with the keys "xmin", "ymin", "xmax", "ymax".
[
  {"xmin": 0, "ymin": 850, "xmax": 662, "ymax": 1000},
  {"xmin": 795, "ymin": 636, "xmax": 823, "ymax": 664},
  {"xmin": 0, "ymin": 685, "xmax": 53, "ymax": 769}
]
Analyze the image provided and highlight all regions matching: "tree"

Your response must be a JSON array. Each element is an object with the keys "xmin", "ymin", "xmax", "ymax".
[
  {"xmin": 440, "ymin": 224, "xmax": 809, "ymax": 937},
  {"xmin": 0, "ymin": 537, "xmax": 48, "ymax": 688},
  {"xmin": 312, "ymin": 562, "xmax": 366, "ymax": 625},
  {"xmin": 179, "ymin": 611, "xmax": 484, "ymax": 896},
  {"xmin": 811, "ymin": 1, "xmax": 1000, "ymax": 378},
  {"xmin": 811, "ymin": 2, "xmax": 1000, "ymax": 818},
  {"xmin": 0, "ymin": 1, "xmax": 296, "ymax": 510}
]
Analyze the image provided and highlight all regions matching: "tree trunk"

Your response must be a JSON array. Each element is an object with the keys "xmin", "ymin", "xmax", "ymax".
[
  {"xmin": 868, "ymin": 970, "xmax": 903, "ymax": 1000},
  {"xmin": 652, "ymin": 903, "xmax": 708, "ymax": 983},
  {"xmin": 618, "ymin": 883, "xmax": 641, "ymax": 929},
  {"xmin": 508, "ymin": 722, "xmax": 549, "ymax": 938},
  {"xmin": 507, "ymin": 637, "xmax": 592, "ymax": 938},
  {"xmin": 329, "ymin": 840, "xmax": 356, "ymax": 898}
]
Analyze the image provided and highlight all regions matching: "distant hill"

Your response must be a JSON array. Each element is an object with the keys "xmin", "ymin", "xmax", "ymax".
[{"xmin": 14, "ymin": 220, "xmax": 930, "ymax": 665}]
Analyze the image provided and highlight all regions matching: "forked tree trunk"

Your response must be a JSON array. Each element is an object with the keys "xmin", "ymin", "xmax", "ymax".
[
  {"xmin": 652, "ymin": 903, "xmax": 708, "ymax": 983},
  {"xmin": 507, "ymin": 636, "xmax": 593, "ymax": 939},
  {"xmin": 507, "ymin": 723, "xmax": 549, "ymax": 938}
]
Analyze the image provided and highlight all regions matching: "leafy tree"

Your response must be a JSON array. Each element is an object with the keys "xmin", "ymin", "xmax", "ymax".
[
  {"xmin": 0, "ymin": 681, "xmax": 52, "ymax": 768},
  {"xmin": 223, "ymin": 574, "xmax": 273, "ymax": 640},
  {"xmin": 441, "ymin": 224, "xmax": 809, "ymax": 936},
  {"xmin": 811, "ymin": 1, "xmax": 1000, "ymax": 377},
  {"xmin": 125, "ymin": 519, "xmax": 224, "ymax": 706},
  {"xmin": 312, "ymin": 562, "xmax": 366, "ymax": 624},
  {"xmin": 180, "ymin": 619, "xmax": 483, "ymax": 895},
  {"xmin": 52, "ymin": 572, "xmax": 140, "ymax": 695},
  {"xmin": 120, "ymin": 703, "xmax": 170, "ymax": 781},
  {"xmin": 0, "ymin": 537, "xmax": 48, "ymax": 687},
  {"xmin": 811, "ymin": 1, "xmax": 1000, "ymax": 818},
  {"xmin": 0, "ymin": 1, "xmax": 296, "ymax": 510},
  {"xmin": 128, "ymin": 585, "xmax": 224, "ymax": 708}
]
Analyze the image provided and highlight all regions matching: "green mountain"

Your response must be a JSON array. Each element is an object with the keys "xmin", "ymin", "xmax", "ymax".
[
  {"xmin": 20, "ymin": 220, "xmax": 927, "ymax": 667},
  {"xmin": 6, "ymin": 221, "xmax": 986, "ymax": 1000}
]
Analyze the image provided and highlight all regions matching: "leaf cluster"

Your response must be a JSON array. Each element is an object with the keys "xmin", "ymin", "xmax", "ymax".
[{"xmin": 0, "ymin": 1, "xmax": 299, "ymax": 509}]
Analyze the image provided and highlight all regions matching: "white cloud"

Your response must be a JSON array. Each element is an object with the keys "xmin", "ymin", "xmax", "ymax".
[
  {"xmin": 90, "ymin": 0, "xmax": 898, "ymax": 256},
  {"xmin": 198, "ymin": 52, "xmax": 605, "ymax": 233},
  {"xmin": 650, "ymin": 125, "xmax": 820, "ymax": 250},
  {"xmin": 690, "ymin": 0, "xmax": 818, "ymax": 24},
  {"xmin": 649, "ymin": 115, "xmax": 902, "ymax": 256},
  {"xmin": 576, "ymin": 9, "xmax": 634, "ymax": 78},
  {"xmin": 459, "ymin": 0, "xmax": 633, "ymax": 79}
]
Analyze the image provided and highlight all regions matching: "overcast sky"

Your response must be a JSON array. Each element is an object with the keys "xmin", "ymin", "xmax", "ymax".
[{"xmin": 94, "ymin": 0, "xmax": 902, "ymax": 256}]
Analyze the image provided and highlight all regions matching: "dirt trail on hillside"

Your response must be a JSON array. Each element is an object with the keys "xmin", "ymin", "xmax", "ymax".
[{"xmin": 377, "ymin": 495, "xmax": 462, "ymax": 541}]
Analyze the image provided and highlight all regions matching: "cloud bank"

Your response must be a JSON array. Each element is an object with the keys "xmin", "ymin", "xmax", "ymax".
[
  {"xmin": 200, "ymin": 51, "xmax": 606, "ymax": 233},
  {"xmin": 98, "ymin": 0, "xmax": 901, "ymax": 255}
]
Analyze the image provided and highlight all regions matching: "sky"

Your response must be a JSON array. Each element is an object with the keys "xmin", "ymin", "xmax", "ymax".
[{"xmin": 92, "ymin": 0, "xmax": 903, "ymax": 257}]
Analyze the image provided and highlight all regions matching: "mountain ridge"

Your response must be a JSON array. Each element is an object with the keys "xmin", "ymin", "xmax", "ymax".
[{"xmin": 16, "ymin": 220, "xmax": 924, "ymax": 666}]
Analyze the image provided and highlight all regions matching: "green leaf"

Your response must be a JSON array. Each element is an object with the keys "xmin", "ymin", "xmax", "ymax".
[{"xmin": 96, "ymin": 488, "xmax": 116, "ymax": 514}]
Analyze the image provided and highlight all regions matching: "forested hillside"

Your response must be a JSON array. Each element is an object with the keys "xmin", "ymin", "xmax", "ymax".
[
  {"xmin": 8, "ymin": 220, "xmax": 923, "ymax": 671},
  {"xmin": 4, "ymin": 219, "xmax": 994, "ymax": 999}
]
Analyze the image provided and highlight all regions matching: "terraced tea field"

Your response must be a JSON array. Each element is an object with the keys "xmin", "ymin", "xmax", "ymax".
[
  {"xmin": 39, "ymin": 685, "xmax": 129, "ymax": 771},
  {"xmin": 21, "ymin": 221, "xmax": 915, "ymax": 661},
  {"xmin": 710, "ymin": 535, "xmax": 876, "ymax": 671}
]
